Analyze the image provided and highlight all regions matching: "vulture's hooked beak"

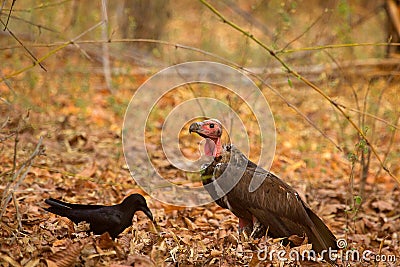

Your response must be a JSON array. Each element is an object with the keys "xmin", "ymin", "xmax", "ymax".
[
  {"xmin": 189, "ymin": 122, "xmax": 201, "ymax": 134},
  {"xmin": 189, "ymin": 122, "xmax": 210, "ymax": 139}
]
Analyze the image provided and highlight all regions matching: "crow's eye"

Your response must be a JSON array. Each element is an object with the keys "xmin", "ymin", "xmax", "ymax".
[{"xmin": 209, "ymin": 123, "xmax": 214, "ymax": 128}]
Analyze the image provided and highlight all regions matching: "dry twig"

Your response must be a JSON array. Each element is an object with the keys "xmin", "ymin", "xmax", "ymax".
[
  {"xmin": 0, "ymin": 135, "xmax": 45, "ymax": 224},
  {"xmin": 0, "ymin": 20, "xmax": 105, "ymax": 82},
  {"xmin": 2, "ymin": 0, "xmax": 15, "ymax": 30},
  {"xmin": 0, "ymin": 17, "xmax": 47, "ymax": 71}
]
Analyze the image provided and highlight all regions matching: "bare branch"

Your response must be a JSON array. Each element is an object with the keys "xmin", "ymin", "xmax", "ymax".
[
  {"xmin": 0, "ymin": 96, "xmax": 11, "ymax": 130},
  {"xmin": 0, "ymin": 136, "xmax": 44, "ymax": 221},
  {"xmin": 280, "ymin": 9, "xmax": 326, "ymax": 52},
  {"xmin": 2, "ymin": 0, "xmax": 73, "ymax": 12},
  {"xmin": 0, "ymin": 20, "xmax": 105, "ymax": 82},
  {"xmin": 279, "ymin": 42, "xmax": 400, "ymax": 54},
  {"xmin": 2, "ymin": 0, "xmax": 15, "ymax": 30},
  {"xmin": 0, "ymin": 18, "xmax": 47, "ymax": 71},
  {"xmin": 0, "ymin": 13, "xmax": 60, "ymax": 33}
]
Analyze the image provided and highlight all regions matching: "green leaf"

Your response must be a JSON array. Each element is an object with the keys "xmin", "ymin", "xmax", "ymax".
[
  {"xmin": 287, "ymin": 78, "xmax": 293, "ymax": 88},
  {"xmin": 354, "ymin": 195, "xmax": 362, "ymax": 205}
]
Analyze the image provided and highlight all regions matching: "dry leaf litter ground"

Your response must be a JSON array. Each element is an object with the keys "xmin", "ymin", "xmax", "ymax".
[{"xmin": 0, "ymin": 51, "xmax": 399, "ymax": 267}]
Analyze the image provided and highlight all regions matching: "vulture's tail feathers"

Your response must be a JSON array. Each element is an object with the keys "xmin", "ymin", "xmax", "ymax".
[{"xmin": 306, "ymin": 208, "xmax": 338, "ymax": 265}]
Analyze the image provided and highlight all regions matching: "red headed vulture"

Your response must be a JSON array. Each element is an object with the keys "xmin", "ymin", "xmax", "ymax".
[{"xmin": 189, "ymin": 118, "xmax": 338, "ymax": 264}]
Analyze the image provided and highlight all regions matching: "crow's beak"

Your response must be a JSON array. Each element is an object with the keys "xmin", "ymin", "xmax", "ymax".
[
  {"xmin": 189, "ymin": 122, "xmax": 201, "ymax": 134},
  {"xmin": 142, "ymin": 208, "xmax": 154, "ymax": 221}
]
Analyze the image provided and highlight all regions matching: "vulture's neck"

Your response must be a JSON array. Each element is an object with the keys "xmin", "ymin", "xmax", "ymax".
[{"xmin": 205, "ymin": 137, "xmax": 222, "ymax": 157}]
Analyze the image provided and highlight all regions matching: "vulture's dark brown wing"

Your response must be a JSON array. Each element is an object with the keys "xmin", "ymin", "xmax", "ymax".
[
  {"xmin": 234, "ymin": 169, "xmax": 337, "ymax": 253},
  {"xmin": 212, "ymin": 145, "xmax": 337, "ymax": 258}
]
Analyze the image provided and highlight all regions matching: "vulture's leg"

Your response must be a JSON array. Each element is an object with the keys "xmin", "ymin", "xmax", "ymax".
[
  {"xmin": 250, "ymin": 216, "xmax": 267, "ymax": 239},
  {"xmin": 238, "ymin": 217, "xmax": 253, "ymax": 240}
]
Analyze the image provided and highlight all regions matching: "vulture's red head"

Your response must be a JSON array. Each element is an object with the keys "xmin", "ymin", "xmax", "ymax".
[{"xmin": 189, "ymin": 119, "xmax": 223, "ymax": 157}]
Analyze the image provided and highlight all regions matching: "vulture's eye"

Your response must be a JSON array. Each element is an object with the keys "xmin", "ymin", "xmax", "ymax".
[{"xmin": 209, "ymin": 123, "xmax": 214, "ymax": 128}]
